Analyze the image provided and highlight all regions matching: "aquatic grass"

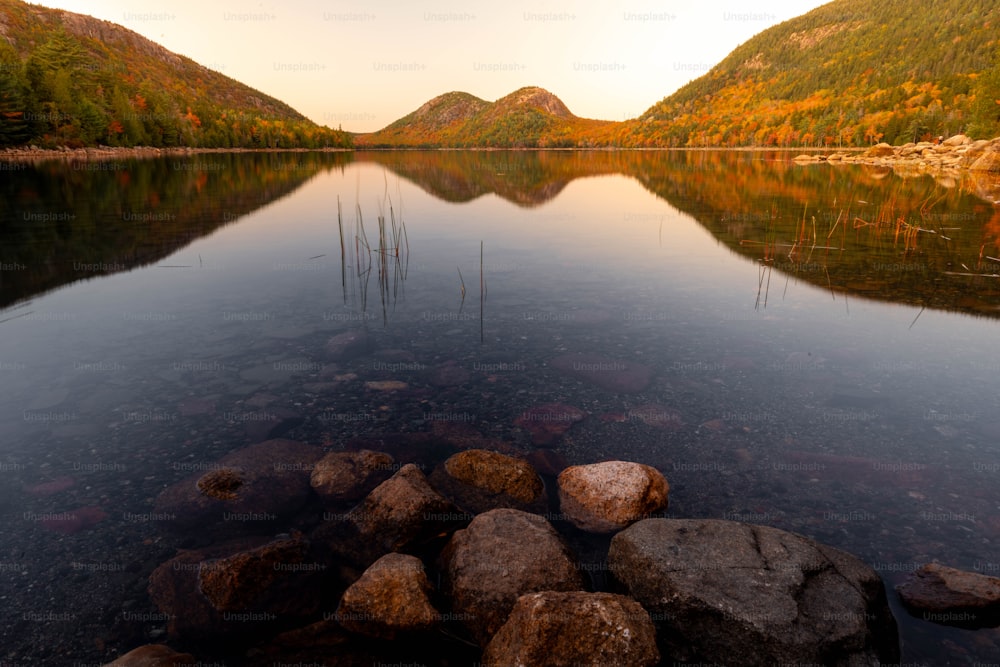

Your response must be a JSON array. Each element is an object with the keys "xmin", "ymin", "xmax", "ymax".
[{"xmin": 336, "ymin": 183, "xmax": 409, "ymax": 325}]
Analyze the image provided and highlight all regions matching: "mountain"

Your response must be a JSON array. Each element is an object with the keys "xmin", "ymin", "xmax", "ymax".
[
  {"xmin": 619, "ymin": 0, "xmax": 1000, "ymax": 147},
  {"xmin": 355, "ymin": 86, "xmax": 615, "ymax": 148},
  {"xmin": 0, "ymin": 0, "xmax": 350, "ymax": 148}
]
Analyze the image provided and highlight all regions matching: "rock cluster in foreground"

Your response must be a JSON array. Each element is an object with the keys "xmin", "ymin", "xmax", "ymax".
[{"xmin": 105, "ymin": 441, "xmax": 901, "ymax": 666}]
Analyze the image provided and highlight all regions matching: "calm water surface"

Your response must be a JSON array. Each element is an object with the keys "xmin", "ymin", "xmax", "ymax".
[{"xmin": 1, "ymin": 150, "xmax": 999, "ymax": 663}]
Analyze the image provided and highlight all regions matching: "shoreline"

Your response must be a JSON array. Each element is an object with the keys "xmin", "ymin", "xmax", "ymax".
[{"xmin": 0, "ymin": 145, "xmax": 353, "ymax": 163}]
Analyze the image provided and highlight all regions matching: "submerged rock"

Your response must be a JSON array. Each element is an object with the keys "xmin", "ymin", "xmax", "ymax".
[
  {"xmin": 325, "ymin": 329, "xmax": 371, "ymax": 361},
  {"xmin": 608, "ymin": 518, "xmax": 900, "ymax": 665},
  {"xmin": 558, "ymin": 461, "xmax": 669, "ymax": 533},
  {"xmin": 310, "ymin": 449, "xmax": 396, "ymax": 504},
  {"xmin": 483, "ymin": 591, "xmax": 659, "ymax": 667},
  {"xmin": 896, "ymin": 562, "xmax": 1000, "ymax": 627},
  {"xmin": 153, "ymin": 439, "xmax": 323, "ymax": 538},
  {"xmin": 440, "ymin": 508, "xmax": 585, "ymax": 646}
]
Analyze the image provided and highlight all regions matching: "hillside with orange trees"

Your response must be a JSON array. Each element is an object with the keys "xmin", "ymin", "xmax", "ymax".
[
  {"xmin": 617, "ymin": 0, "xmax": 1000, "ymax": 148},
  {"xmin": 0, "ymin": 0, "xmax": 350, "ymax": 148}
]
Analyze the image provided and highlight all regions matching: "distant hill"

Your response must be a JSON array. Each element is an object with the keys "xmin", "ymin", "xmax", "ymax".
[
  {"xmin": 0, "ymin": 0, "xmax": 350, "ymax": 148},
  {"xmin": 355, "ymin": 86, "xmax": 615, "ymax": 148},
  {"xmin": 619, "ymin": 0, "xmax": 1000, "ymax": 147}
]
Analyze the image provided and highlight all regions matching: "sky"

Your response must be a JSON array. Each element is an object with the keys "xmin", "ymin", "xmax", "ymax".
[{"xmin": 33, "ymin": 0, "xmax": 831, "ymax": 133}]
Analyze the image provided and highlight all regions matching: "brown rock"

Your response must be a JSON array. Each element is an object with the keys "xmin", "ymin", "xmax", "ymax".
[
  {"xmin": 549, "ymin": 353, "xmax": 653, "ymax": 393},
  {"xmin": 102, "ymin": 644, "xmax": 196, "ymax": 666},
  {"xmin": 154, "ymin": 439, "xmax": 323, "ymax": 538},
  {"xmin": 482, "ymin": 591, "xmax": 659, "ymax": 667},
  {"xmin": 942, "ymin": 134, "xmax": 970, "ymax": 147},
  {"xmin": 336, "ymin": 553, "xmax": 440, "ymax": 639},
  {"xmin": 865, "ymin": 142, "xmax": 896, "ymax": 157},
  {"xmin": 148, "ymin": 537, "xmax": 271, "ymax": 639},
  {"xmin": 197, "ymin": 535, "xmax": 325, "ymax": 619},
  {"xmin": 608, "ymin": 519, "xmax": 899, "ymax": 665},
  {"xmin": 896, "ymin": 562, "xmax": 1000, "ymax": 627},
  {"xmin": 310, "ymin": 450, "xmax": 396, "ymax": 503},
  {"xmin": 558, "ymin": 461, "xmax": 669, "ymax": 533},
  {"xmin": 970, "ymin": 144, "xmax": 1000, "ymax": 173},
  {"xmin": 440, "ymin": 508, "xmax": 585, "ymax": 646},
  {"xmin": 326, "ymin": 329, "xmax": 370, "ymax": 361},
  {"xmin": 316, "ymin": 463, "xmax": 465, "ymax": 569},
  {"xmin": 514, "ymin": 402, "xmax": 587, "ymax": 446},
  {"xmin": 431, "ymin": 449, "xmax": 546, "ymax": 514}
]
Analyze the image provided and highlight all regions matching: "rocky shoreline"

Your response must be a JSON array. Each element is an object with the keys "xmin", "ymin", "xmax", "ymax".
[
  {"xmin": 794, "ymin": 134, "xmax": 1000, "ymax": 174},
  {"xmin": 92, "ymin": 433, "xmax": 922, "ymax": 666}
]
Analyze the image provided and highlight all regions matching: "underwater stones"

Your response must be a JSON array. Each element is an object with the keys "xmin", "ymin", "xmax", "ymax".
[
  {"xmin": 896, "ymin": 562, "xmax": 1000, "ymax": 626},
  {"xmin": 335, "ymin": 552, "xmax": 440, "ymax": 639},
  {"xmin": 514, "ymin": 402, "xmax": 586, "ymax": 446},
  {"xmin": 440, "ymin": 508, "xmax": 586, "ymax": 646},
  {"xmin": 549, "ymin": 353, "xmax": 653, "ymax": 393},
  {"xmin": 608, "ymin": 519, "xmax": 900, "ymax": 665},
  {"xmin": 558, "ymin": 461, "xmax": 669, "ymax": 533},
  {"xmin": 325, "ymin": 329, "xmax": 371, "ymax": 361},
  {"xmin": 482, "ymin": 591, "xmax": 659, "ymax": 667},
  {"xmin": 310, "ymin": 449, "xmax": 396, "ymax": 504},
  {"xmin": 153, "ymin": 439, "xmax": 323, "ymax": 536},
  {"xmin": 101, "ymin": 643, "xmax": 196, "ymax": 666},
  {"xmin": 430, "ymin": 449, "xmax": 547, "ymax": 514}
]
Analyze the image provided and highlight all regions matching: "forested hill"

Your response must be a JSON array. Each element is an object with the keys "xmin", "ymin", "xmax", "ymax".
[
  {"xmin": 355, "ymin": 87, "xmax": 615, "ymax": 148},
  {"xmin": 0, "ymin": 0, "xmax": 350, "ymax": 148},
  {"xmin": 617, "ymin": 0, "xmax": 1000, "ymax": 148}
]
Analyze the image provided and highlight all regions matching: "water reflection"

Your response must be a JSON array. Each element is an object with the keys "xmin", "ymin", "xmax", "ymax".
[{"xmin": 0, "ymin": 152, "xmax": 352, "ymax": 309}]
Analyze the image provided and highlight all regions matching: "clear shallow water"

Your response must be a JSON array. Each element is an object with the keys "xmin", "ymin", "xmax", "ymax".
[{"xmin": 1, "ymin": 150, "xmax": 999, "ymax": 663}]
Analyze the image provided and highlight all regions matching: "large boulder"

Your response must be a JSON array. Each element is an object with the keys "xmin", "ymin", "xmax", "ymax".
[
  {"xmin": 154, "ymin": 439, "xmax": 323, "ymax": 537},
  {"xmin": 310, "ymin": 449, "xmax": 396, "ymax": 504},
  {"xmin": 335, "ymin": 552, "xmax": 440, "ymax": 639},
  {"xmin": 430, "ymin": 449, "xmax": 547, "ymax": 514},
  {"xmin": 482, "ymin": 591, "xmax": 659, "ymax": 667},
  {"xmin": 558, "ymin": 461, "xmax": 669, "ymax": 533},
  {"xmin": 440, "ymin": 508, "xmax": 586, "ymax": 646},
  {"xmin": 896, "ymin": 562, "xmax": 1000, "ymax": 627},
  {"xmin": 608, "ymin": 519, "xmax": 900, "ymax": 665}
]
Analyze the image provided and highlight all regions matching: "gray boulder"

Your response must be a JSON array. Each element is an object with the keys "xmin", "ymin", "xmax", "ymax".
[{"xmin": 608, "ymin": 518, "xmax": 899, "ymax": 665}]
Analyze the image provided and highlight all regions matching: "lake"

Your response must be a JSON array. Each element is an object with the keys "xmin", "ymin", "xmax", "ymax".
[{"xmin": 1, "ymin": 149, "xmax": 999, "ymax": 663}]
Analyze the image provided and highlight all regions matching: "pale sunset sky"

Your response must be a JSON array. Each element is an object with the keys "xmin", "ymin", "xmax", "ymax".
[{"xmin": 34, "ymin": 0, "xmax": 831, "ymax": 132}]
